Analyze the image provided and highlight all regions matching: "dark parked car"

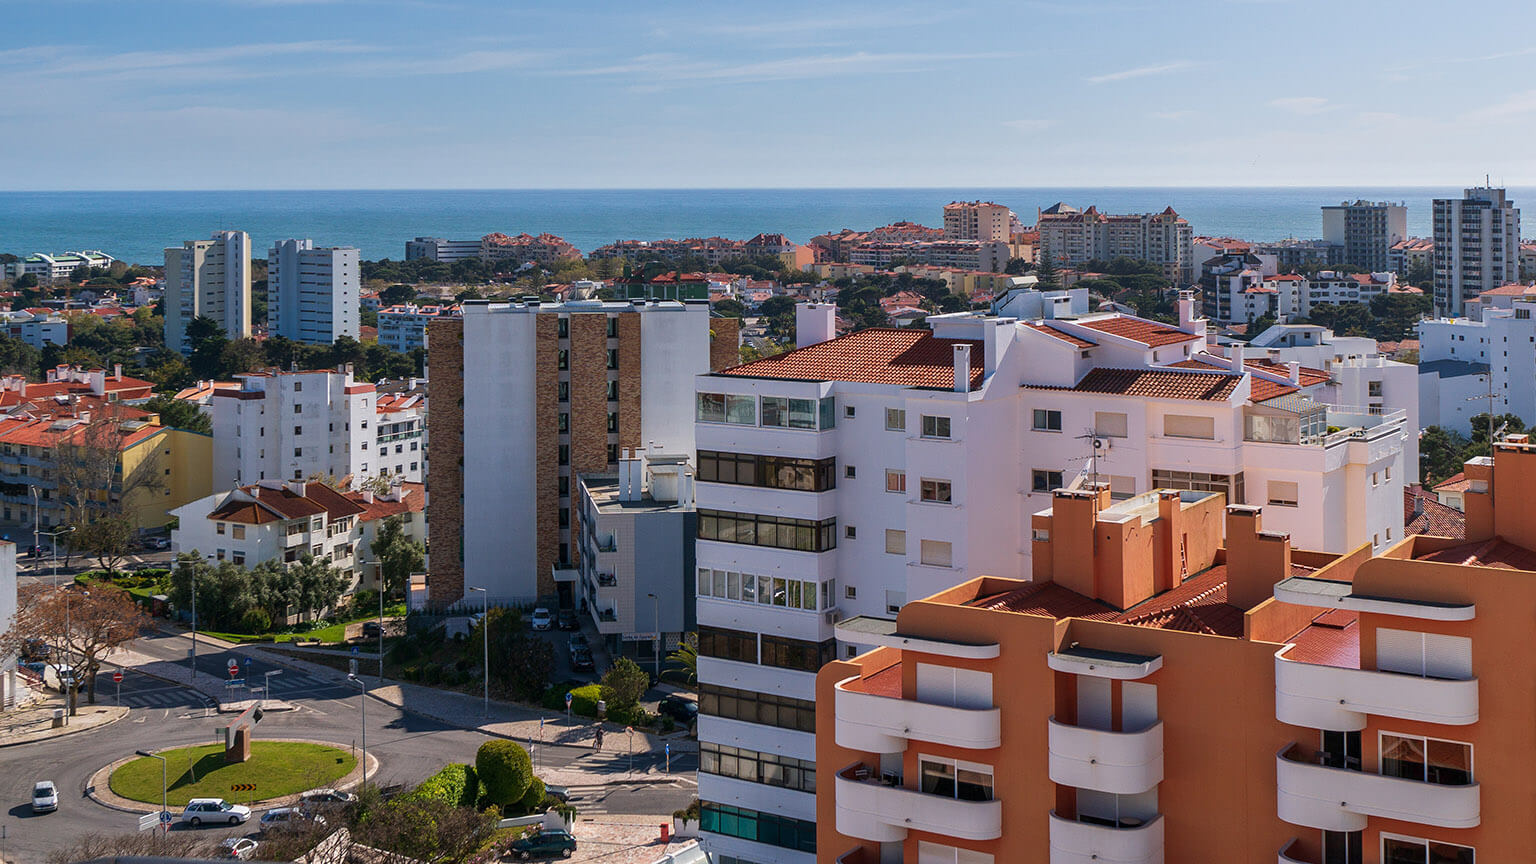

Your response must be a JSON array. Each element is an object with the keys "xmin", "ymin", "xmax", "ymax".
[
  {"xmin": 22, "ymin": 639, "xmax": 51, "ymax": 660},
  {"xmin": 567, "ymin": 632, "xmax": 589, "ymax": 653},
  {"xmin": 658, "ymin": 694, "xmax": 698, "ymax": 725},
  {"xmin": 569, "ymin": 647, "xmax": 595, "ymax": 673},
  {"xmin": 361, "ymin": 621, "xmax": 382, "ymax": 639},
  {"xmin": 509, "ymin": 828, "xmax": 576, "ymax": 859},
  {"xmin": 557, "ymin": 609, "xmax": 579, "ymax": 631}
]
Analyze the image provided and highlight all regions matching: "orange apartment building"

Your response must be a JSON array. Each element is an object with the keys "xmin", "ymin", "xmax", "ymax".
[{"xmin": 813, "ymin": 439, "xmax": 1536, "ymax": 864}]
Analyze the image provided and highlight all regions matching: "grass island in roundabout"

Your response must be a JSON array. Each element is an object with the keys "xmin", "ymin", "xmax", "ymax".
[{"xmin": 110, "ymin": 741, "xmax": 357, "ymax": 807}]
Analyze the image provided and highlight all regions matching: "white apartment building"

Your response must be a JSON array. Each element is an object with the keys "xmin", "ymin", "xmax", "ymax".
[
  {"xmin": 210, "ymin": 367, "xmax": 374, "ymax": 491},
  {"xmin": 0, "ymin": 543, "xmax": 15, "ymax": 711},
  {"xmin": 374, "ymin": 387, "xmax": 425, "ymax": 482},
  {"xmin": 404, "ymin": 237, "xmax": 481, "ymax": 262},
  {"xmin": 169, "ymin": 479, "xmax": 424, "ymax": 593},
  {"xmin": 1037, "ymin": 204, "xmax": 1195, "ymax": 284},
  {"xmin": 1321, "ymin": 199, "xmax": 1407, "ymax": 272},
  {"xmin": 0, "ymin": 310, "xmax": 67, "ymax": 349},
  {"xmin": 1226, "ymin": 271, "xmax": 1408, "ymax": 325},
  {"xmin": 848, "ymin": 240, "xmax": 1010, "ymax": 273},
  {"xmin": 1418, "ymin": 293, "xmax": 1536, "ymax": 435},
  {"xmin": 573, "ymin": 451, "xmax": 696, "ymax": 663},
  {"xmin": 4, "ymin": 251, "xmax": 114, "ymax": 281},
  {"xmin": 943, "ymin": 201, "xmax": 1013, "ymax": 242},
  {"xmin": 690, "ymin": 300, "xmax": 1406, "ymax": 863},
  {"xmin": 1433, "ymin": 186, "xmax": 1520, "ymax": 316},
  {"xmin": 377, "ymin": 303, "xmax": 461, "ymax": 353},
  {"xmin": 268, "ymin": 239, "xmax": 360, "ymax": 345},
  {"xmin": 165, "ymin": 231, "xmax": 252, "ymax": 354}
]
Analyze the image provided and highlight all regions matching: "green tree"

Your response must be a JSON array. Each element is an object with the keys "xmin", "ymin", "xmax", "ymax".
[
  {"xmin": 1419, "ymin": 425, "xmax": 1469, "ymax": 485},
  {"xmin": 600, "ymin": 657, "xmax": 650, "ymax": 710},
  {"xmin": 290, "ymin": 554, "xmax": 348, "ymax": 619},
  {"xmin": 370, "ymin": 515, "xmax": 424, "ymax": 601},
  {"xmin": 712, "ymin": 298, "xmax": 746, "ymax": 318},
  {"xmin": 186, "ymin": 317, "xmax": 228, "ymax": 379},
  {"xmin": 474, "ymin": 740, "xmax": 533, "ymax": 808},
  {"xmin": 72, "ymin": 516, "xmax": 135, "ymax": 574},
  {"xmin": 666, "ymin": 639, "xmax": 698, "ymax": 686},
  {"xmin": 1034, "ymin": 254, "xmax": 1061, "ymax": 289},
  {"xmin": 143, "ymin": 394, "xmax": 212, "ymax": 434}
]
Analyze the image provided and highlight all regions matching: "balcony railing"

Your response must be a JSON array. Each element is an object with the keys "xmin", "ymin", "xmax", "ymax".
[
  {"xmin": 1275, "ymin": 743, "xmax": 1480, "ymax": 832},
  {"xmin": 596, "ymin": 573, "xmax": 618, "ymax": 588},
  {"xmin": 596, "ymin": 608, "xmax": 617, "ymax": 622},
  {"xmin": 1048, "ymin": 811, "xmax": 1164, "ymax": 864},
  {"xmin": 1047, "ymin": 718, "xmax": 1164, "ymax": 795},
  {"xmin": 833, "ymin": 675, "xmax": 1001, "ymax": 752},
  {"xmin": 834, "ymin": 763, "xmax": 1001, "ymax": 843},
  {"xmin": 1274, "ymin": 646, "xmax": 1478, "ymax": 730}
]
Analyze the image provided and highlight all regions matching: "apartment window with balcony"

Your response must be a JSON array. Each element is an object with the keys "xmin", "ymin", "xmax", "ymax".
[
  {"xmin": 1369, "ymin": 380, "xmax": 1384, "ymax": 397},
  {"xmin": 920, "ymin": 539, "xmax": 953, "ymax": 567},
  {"xmin": 885, "ymin": 529, "xmax": 906, "ymax": 555},
  {"xmin": 760, "ymin": 635, "xmax": 836, "ymax": 671},
  {"xmin": 760, "ymin": 395, "xmax": 817, "ymax": 429},
  {"xmin": 1375, "ymin": 628, "xmax": 1472, "ymax": 679},
  {"xmin": 920, "ymin": 478, "xmax": 952, "ymax": 503},
  {"xmin": 916, "ymin": 842, "xmax": 995, "ymax": 864},
  {"xmin": 1380, "ymin": 834, "xmax": 1473, "ymax": 864},
  {"xmin": 1267, "ymin": 480, "xmax": 1299, "ymax": 507},
  {"xmin": 1031, "ymin": 470, "xmax": 1063, "ymax": 493},
  {"xmin": 698, "ymin": 625, "xmax": 757, "ymax": 663},
  {"xmin": 696, "ymin": 451, "xmax": 835, "ymax": 491},
  {"xmin": 698, "ymin": 684, "xmax": 816, "ymax": 733},
  {"xmin": 886, "ymin": 469, "xmax": 906, "ymax": 493},
  {"xmin": 696, "ymin": 392, "xmax": 756, "ymax": 426},
  {"xmin": 701, "ymin": 743, "xmax": 816, "ymax": 793},
  {"xmin": 886, "ymin": 408, "xmax": 906, "ymax": 431},
  {"xmin": 1032, "ymin": 409, "xmax": 1062, "ymax": 431},
  {"xmin": 1322, "ymin": 729, "xmax": 1362, "ymax": 771},
  {"xmin": 698, "ymin": 802, "xmax": 815, "ymax": 854},
  {"xmin": 918, "ymin": 757, "xmax": 993, "ymax": 801},
  {"xmin": 697, "ymin": 509, "xmax": 837, "ymax": 552},
  {"xmin": 921, "ymin": 414, "xmax": 952, "ymax": 439},
  {"xmin": 1381, "ymin": 733, "xmax": 1472, "ymax": 786}
]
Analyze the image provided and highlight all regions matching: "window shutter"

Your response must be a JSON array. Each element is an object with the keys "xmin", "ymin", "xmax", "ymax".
[
  {"xmin": 1375, "ymin": 627, "xmax": 1425, "ymax": 676},
  {"xmin": 1423, "ymin": 633, "xmax": 1473, "ymax": 680}
]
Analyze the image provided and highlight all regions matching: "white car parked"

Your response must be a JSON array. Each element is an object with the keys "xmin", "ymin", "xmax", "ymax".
[
  {"xmin": 530, "ymin": 608, "xmax": 554, "ymax": 631},
  {"xmin": 180, "ymin": 798, "xmax": 251, "ymax": 826},
  {"xmin": 31, "ymin": 780, "xmax": 58, "ymax": 814}
]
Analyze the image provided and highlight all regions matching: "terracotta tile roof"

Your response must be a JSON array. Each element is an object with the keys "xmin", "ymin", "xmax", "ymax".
[
  {"xmin": 1249, "ymin": 377, "xmax": 1301, "ymax": 402},
  {"xmin": 1432, "ymin": 472, "xmax": 1471, "ymax": 493},
  {"xmin": 1073, "ymin": 316, "xmax": 1200, "ymax": 347},
  {"xmin": 1024, "ymin": 322, "xmax": 1097, "ymax": 349},
  {"xmin": 1245, "ymin": 359, "xmax": 1331, "ymax": 388},
  {"xmin": 1283, "ymin": 610, "xmax": 1360, "ymax": 668},
  {"xmin": 209, "ymin": 482, "xmax": 367, "ymax": 525},
  {"xmin": 968, "ymin": 580, "xmax": 1120, "ymax": 621},
  {"xmin": 1025, "ymin": 367, "xmax": 1242, "ymax": 402},
  {"xmin": 1477, "ymin": 283, "xmax": 1536, "ymax": 297},
  {"xmin": 1404, "ymin": 488, "xmax": 1466, "ymax": 538},
  {"xmin": 346, "ymin": 482, "xmax": 426, "ymax": 522},
  {"xmin": 1415, "ymin": 538, "xmax": 1536, "ymax": 571},
  {"xmin": 717, "ymin": 327, "xmax": 983, "ymax": 390},
  {"xmin": 846, "ymin": 661, "xmax": 902, "ymax": 698},
  {"xmin": 1111, "ymin": 567, "xmax": 1244, "ymax": 636},
  {"xmin": 0, "ymin": 415, "xmax": 161, "ymax": 450}
]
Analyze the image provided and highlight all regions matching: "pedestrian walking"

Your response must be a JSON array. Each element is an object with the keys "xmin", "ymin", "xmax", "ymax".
[{"xmin": 594, "ymin": 726, "xmax": 604, "ymax": 751}]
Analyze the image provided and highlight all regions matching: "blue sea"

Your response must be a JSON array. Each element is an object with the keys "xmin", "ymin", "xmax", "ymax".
[{"xmin": 0, "ymin": 187, "xmax": 1523, "ymax": 265}]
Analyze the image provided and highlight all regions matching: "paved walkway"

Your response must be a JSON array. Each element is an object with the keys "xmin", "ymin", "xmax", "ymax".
[
  {"xmin": 0, "ymin": 686, "xmax": 128, "ymax": 747},
  {"xmin": 557, "ymin": 817, "xmax": 700, "ymax": 864}
]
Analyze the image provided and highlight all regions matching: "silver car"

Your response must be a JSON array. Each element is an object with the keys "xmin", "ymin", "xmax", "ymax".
[{"xmin": 31, "ymin": 780, "xmax": 58, "ymax": 814}]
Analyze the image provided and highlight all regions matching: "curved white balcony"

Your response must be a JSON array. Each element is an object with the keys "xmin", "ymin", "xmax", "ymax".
[
  {"xmin": 1275, "ymin": 646, "xmax": 1478, "ymax": 730},
  {"xmin": 1048, "ymin": 811, "xmax": 1164, "ymax": 864},
  {"xmin": 835, "ymin": 765, "xmax": 1002, "ymax": 844},
  {"xmin": 1278, "ymin": 839, "xmax": 1314, "ymax": 864},
  {"xmin": 1047, "ymin": 718, "xmax": 1164, "ymax": 795},
  {"xmin": 833, "ymin": 675, "xmax": 1002, "ymax": 753},
  {"xmin": 1276, "ymin": 744, "xmax": 1480, "ymax": 832}
]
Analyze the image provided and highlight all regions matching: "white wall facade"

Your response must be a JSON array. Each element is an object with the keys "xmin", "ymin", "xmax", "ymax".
[
  {"xmin": 210, "ymin": 369, "xmax": 373, "ymax": 490},
  {"xmin": 269, "ymin": 239, "xmax": 360, "ymax": 346},
  {"xmin": 165, "ymin": 231, "xmax": 251, "ymax": 354},
  {"xmin": 1433, "ymin": 188, "xmax": 1520, "ymax": 316},
  {"xmin": 1418, "ymin": 303, "xmax": 1536, "ymax": 435}
]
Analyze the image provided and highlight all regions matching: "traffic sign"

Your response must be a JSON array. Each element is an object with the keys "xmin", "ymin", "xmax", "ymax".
[
  {"xmin": 227, "ymin": 660, "xmax": 239, "ymax": 677},
  {"xmin": 565, "ymin": 691, "xmax": 573, "ymax": 704},
  {"xmin": 112, "ymin": 671, "xmax": 123, "ymax": 683},
  {"xmin": 231, "ymin": 783, "xmax": 256, "ymax": 792},
  {"xmin": 351, "ymin": 645, "xmax": 359, "ymax": 654},
  {"xmin": 137, "ymin": 812, "xmax": 158, "ymax": 832},
  {"xmin": 159, "ymin": 810, "xmax": 173, "ymax": 824},
  {"xmin": 225, "ymin": 678, "xmax": 246, "ymax": 688}
]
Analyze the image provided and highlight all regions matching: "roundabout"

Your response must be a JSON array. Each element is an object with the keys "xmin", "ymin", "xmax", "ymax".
[{"xmin": 105, "ymin": 739, "xmax": 360, "ymax": 809}]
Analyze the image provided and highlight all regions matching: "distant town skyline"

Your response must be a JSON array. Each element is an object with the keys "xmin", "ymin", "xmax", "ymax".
[{"xmin": 5, "ymin": 0, "xmax": 1536, "ymax": 189}]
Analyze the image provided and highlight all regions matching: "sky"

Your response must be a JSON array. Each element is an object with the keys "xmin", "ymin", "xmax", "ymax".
[{"xmin": 4, "ymin": 0, "xmax": 1536, "ymax": 189}]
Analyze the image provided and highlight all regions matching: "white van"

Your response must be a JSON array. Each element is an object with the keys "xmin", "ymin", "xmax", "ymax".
[{"xmin": 42, "ymin": 665, "xmax": 77, "ymax": 694}]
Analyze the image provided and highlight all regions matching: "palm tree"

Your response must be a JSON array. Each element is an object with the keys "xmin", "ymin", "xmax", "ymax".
[{"xmin": 666, "ymin": 640, "xmax": 697, "ymax": 686}]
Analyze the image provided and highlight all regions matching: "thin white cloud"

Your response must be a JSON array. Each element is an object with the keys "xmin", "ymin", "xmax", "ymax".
[
  {"xmin": 1003, "ymin": 118, "xmax": 1054, "ymax": 132},
  {"xmin": 1268, "ymin": 96, "xmax": 1333, "ymax": 115},
  {"xmin": 1085, "ymin": 61, "xmax": 1194, "ymax": 84},
  {"xmin": 566, "ymin": 50, "xmax": 1011, "ymax": 86},
  {"xmin": 1464, "ymin": 90, "xmax": 1536, "ymax": 121},
  {"xmin": 1150, "ymin": 110, "xmax": 1193, "ymax": 120}
]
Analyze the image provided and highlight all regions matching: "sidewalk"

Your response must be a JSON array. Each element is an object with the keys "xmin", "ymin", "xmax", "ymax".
[
  {"xmin": 108, "ymin": 642, "xmax": 292, "ymax": 713},
  {"xmin": 0, "ymin": 687, "xmax": 128, "ymax": 747}
]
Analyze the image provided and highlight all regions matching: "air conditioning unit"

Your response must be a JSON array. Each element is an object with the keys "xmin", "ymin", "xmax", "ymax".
[
  {"xmin": 1092, "ymin": 437, "xmax": 1112, "ymax": 452},
  {"xmin": 823, "ymin": 609, "xmax": 840, "ymax": 626}
]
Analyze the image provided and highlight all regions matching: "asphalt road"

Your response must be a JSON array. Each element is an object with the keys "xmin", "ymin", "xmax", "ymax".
[{"xmin": 1, "ymin": 631, "xmax": 697, "ymax": 863}]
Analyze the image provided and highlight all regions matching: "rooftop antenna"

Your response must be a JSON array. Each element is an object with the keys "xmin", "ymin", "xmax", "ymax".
[{"xmin": 1074, "ymin": 429, "xmax": 1106, "ymax": 488}]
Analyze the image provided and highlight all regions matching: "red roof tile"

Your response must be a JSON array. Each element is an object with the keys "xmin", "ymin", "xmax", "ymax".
[
  {"xmin": 1245, "ymin": 360, "xmax": 1330, "ymax": 388},
  {"xmin": 1432, "ymin": 472, "xmax": 1470, "ymax": 493},
  {"xmin": 346, "ymin": 482, "xmax": 426, "ymax": 522},
  {"xmin": 1404, "ymin": 488, "xmax": 1466, "ymax": 538},
  {"xmin": 1283, "ymin": 610, "xmax": 1360, "ymax": 668},
  {"xmin": 968, "ymin": 580, "xmax": 1120, "ymax": 620},
  {"xmin": 1025, "ymin": 367, "xmax": 1242, "ymax": 402},
  {"xmin": 1415, "ymin": 538, "xmax": 1536, "ymax": 571},
  {"xmin": 1112, "ymin": 567, "xmax": 1245, "ymax": 636},
  {"xmin": 847, "ymin": 661, "xmax": 902, "ymax": 698},
  {"xmin": 1249, "ymin": 378, "xmax": 1301, "ymax": 402},
  {"xmin": 717, "ymin": 328, "xmax": 983, "ymax": 389},
  {"xmin": 1024, "ymin": 322, "xmax": 1097, "ymax": 349},
  {"xmin": 1074, "ymin": 316, "xmax": 1200, "ymax": 347}
]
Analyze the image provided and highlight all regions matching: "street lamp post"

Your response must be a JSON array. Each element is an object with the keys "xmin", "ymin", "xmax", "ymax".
[
  {"xmin": 43, "ymin": 525, "xmax": 75, "ymax": 592},
  {"xmin": 135, "ymin": 750, "xmax": 168, "ymax": 830},
  {"xmin": 647, "ymin": 592, "xmax": 660, "ymax": 682},
  {"xmin": 346, "ymin": 673, "xmax": 367, "ymax": 789},
  {"xmin": 469, "ymin": 586, "xmax": 487, "ymax": 716}
]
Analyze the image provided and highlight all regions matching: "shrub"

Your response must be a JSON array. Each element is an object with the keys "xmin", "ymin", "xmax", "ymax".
[
  {"xmin": 421, "ymin": 662, "xmax": 443, "ymax": 685},
  {"xmin": 475, "ymin": 740, "xmax": 532, "ymax": 808},
  {"xmin": 673, "ymin": 798, "xmax": 701, "ymax": 821},
  {"xmin": 606, "ymin": 704, "xmax": 653, "ymax": 728},
  {"xmin": 238, "ymin": 607, "xmax": 272, "ymax": 635},
  {"xmin": 405, "ymin": 763, "xmax": 470, "ymax": 805},
  {"xmin": 517, "ymin": 776, "xmax": 546, "ymax": 813},
  {"xmin": 660, "ymin": 715, "xmax": 675, "ymax": 733},
  {"xmin": 544, "ymin": 683, "xmax": 603, "ymax": 717}
]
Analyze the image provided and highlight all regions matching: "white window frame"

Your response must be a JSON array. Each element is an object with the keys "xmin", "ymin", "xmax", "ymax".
[
  {"xmin": 1032, "ymin": 408, "xmax": 1063, "ymax": 432},
  {"xmin": 1379, "ymin": 832, "xmax": 1474, "ymax": 864},
  {"xmin": 885, "ymin": 408, "xmax": 906, "ymax": 431},
  {"xmin": 885, "ymin": 469, "xmax": 907, "ymax": 493},
  {"xmin": 920, "ymin": 414, "xmax": 951, "ymax": 440},
  {"xmin": 919, "ymin": 478, "xmax": 953, "ymax": 504}
]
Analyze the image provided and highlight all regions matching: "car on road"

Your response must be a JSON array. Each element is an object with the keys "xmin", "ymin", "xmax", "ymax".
[
  {"xmin": 508, "ymin": 827, "xmax": 577, "ymax": 859},
  {"xmin": 180, "ymin": 798, "xmax": 252, "ymax": 826},
  {"xmin": 31, "ymin": 780, "xmax": 58, "ymax": 814},
  {"xmin": 567, "ymin": 632, "xmax": 589, "ymax": 653},
  {"xmin": 361, "ymin": 621, "xmax": 383, "ymax": 639},
  {"xmin": 300, "ymin": 788, "xmax": 357, "ymax": 805},
  {"xmin": 21, "ymin": 639, "xmax": 50, "ymax": 660},
  {"xmin": 260, "ymin": 807, "xmax": 325, "ymax": 832},
  {"xmin": 219, "ymin": 838, "xmax": 260, "ymax": 860},
  {"xmin": 658, "ymin": 695, "xmax": 699, "ymax": 725},
  {"xmin": 42, "ymin": 664, "xmax": 77, "ymax": 693},
  {"xmin": 530, "ymin": 608, "xmax": 554, "ymax": 631},
  {"xmin": 569, "ymin": 646, "xmax": 594, "ymax": 673},
  {"xmin": 556, "ymin": 609, "xmax": 579, "ymax": 631},
  {"xmin": 543, "ymin": 784, "xmax": 570, "ymax": 804},
  {"xmin": 146, "ymin": 536, "xmax": 172, "ymax": 550}
]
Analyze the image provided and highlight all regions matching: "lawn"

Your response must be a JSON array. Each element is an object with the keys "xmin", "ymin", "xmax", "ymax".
[
  {"xmin": 202, "ymin": 604, "xmax": 408, "ymax": 645},
  {"xmin": 110, "ymin": 741, "xmax": 356, "ymax": 806}
]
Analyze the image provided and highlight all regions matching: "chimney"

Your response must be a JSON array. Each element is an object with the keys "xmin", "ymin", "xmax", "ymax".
[
  {"xmin": 1224, "ymin": 505, "xmax": 1292, "ymax": 610},
  {"xmin": 678, "ymin": 468, "xmax": 695, "ymax": 510},
  {"xmin": 287, "ymin": 479, "xmax": 308, "ymax": 497},
  {"xmin": 795, "ymin": 302, "xmax": 836, "ymax": 348},
  {"xmin": 1286, "ymin": 361, "xmax": 1301, "ymax": 386},
  {"xmin": 113, "ymin": 363, "xmax": 122, "ymax": 380},
  {"xmin": 617, "ymin": 448, "xmax": 634, "ymax": 501},
  {"xmin": 78, "ymin": 410, "xmax": 91, "ymax": 423},
  {"xmin": 1176, "ymin": 291, "xmax": 1203, "ymax": 335},
  {"xmin": 1154, "ymin": 490, "xmax": 1185, "ymax": 594},
  {"xmin": 360, "ymin": 489, "xmax": 374, "ymax": 504},
  {"xmin": 953, "ymin": 344, "xmax": 972, "ymax": 393},
  {"xmin": 1049, "ymin": 487, "xmax": 1110, "ymax": 599}
]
